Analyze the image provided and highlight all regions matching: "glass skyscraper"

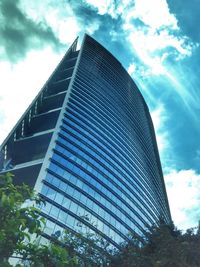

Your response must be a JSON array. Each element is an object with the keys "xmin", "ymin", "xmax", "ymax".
[{"xmin": 0, "ymin": 35, "xmax": 171, "ymax": 248}]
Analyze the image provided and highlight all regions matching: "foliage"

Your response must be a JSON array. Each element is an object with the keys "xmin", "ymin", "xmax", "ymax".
[
  {"xmin": 0, "ymin": 173, "xmax": 77, "ymax": 267},
  {"xmin": 17, "ymin": 242, "xmax": 77, "ymax": 267},
  {"xmin": 0, "ymin": 172, "xmax": 42, "ymax": 265},
  {"xmin": 109, "ymin": 219, "xmax": 200, "ymax": 267},
  {"xmin": 60, "ymin": 219, "xmax": 114, "ymax": 267}
]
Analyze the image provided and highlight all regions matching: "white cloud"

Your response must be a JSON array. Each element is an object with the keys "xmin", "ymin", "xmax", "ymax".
[
  {"xmin": 124, "ymin": 26, "xmax": 193, "ymax": 76},
  {"xmin": 150, "ymin": 104, "xmax": 169, "ymax": 155},
  {"xmin": 149, "ymin": 104, "xmax": 175, "ymax": 173},
  {"xmin": 83, "ymin": 0, "xmax": 113, "ymax": 15},
  {"xmin": 86, "ymin": 21, "xmax": 100, "ymax": 35},
  {"xmin": 0, "ymin": 47, "xmax": 62, "ymax": 144},
  {"xmin": 128, "ymin": 63, "xmax": 136, "ymax": 75},
  {"xmin": 20, "ymin": 0, "xmax": 80, "ymax": 44},
  {"xmin": 165, "ymin": 169, "xmax": 200, "ymax": 230},
  {"xmin": 122, "ymin": 0, "xmax": 196, "ymax": 76},
  {"xmin": 83, "ymin": 0, "xmax": 119, "ymax": 18},
  {"xmin": 131, "ymin": 0, "xmax": 178, "ymax": 30},
  {"xmin": 20, "ymin": 0, "xmax": 101, "ymax": 42}
]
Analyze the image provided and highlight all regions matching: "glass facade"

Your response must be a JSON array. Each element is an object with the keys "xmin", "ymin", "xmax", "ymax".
[{"xmin": 0, "ymin": 35, "xmax": 171, "ymax": 248}]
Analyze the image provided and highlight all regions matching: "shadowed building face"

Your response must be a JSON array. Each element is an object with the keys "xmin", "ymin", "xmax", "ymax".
[{"xmin": 0, "ymin": 34, "xmax": 171, "ymax": 248}]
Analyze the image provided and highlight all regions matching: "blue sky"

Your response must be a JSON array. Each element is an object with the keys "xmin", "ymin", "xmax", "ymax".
[{"xmin": 0, "ymin": 0, "xmax": 200, "ymax": 230}]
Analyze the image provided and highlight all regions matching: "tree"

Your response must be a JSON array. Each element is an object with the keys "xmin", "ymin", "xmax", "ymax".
[
  {"xmin": 0, "ymin": 172, "xmax": 41, "ymax": 265},
  {"xmin": 109, "ymin": 219, "xmax": 200, "ymax": 267},
  {"xmin": 60, "ymin": 219, "xmax": 114, "ymax": 267},
  {"xmin": 0, "ymin": 173, "xmax": 77, "ymax": 267},
  {"xmin": 18, "ymin": 242, "xmax": 77, "ymax": 267}
]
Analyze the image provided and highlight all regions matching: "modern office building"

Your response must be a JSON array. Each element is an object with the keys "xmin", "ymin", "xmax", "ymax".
[{"xmin": 0, "ymin": 35, "xmax": 171, "ymax": 248}]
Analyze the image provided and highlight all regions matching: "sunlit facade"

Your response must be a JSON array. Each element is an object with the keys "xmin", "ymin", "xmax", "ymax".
[{"xmin": 0, "ymin": 35, "xmax": 171, "ymax": 248}]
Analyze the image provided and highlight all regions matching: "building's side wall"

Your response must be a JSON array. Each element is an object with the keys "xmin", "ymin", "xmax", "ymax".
[{"xmin": 38, "ymin": 35, "xmax": 171, "ymax": 248}]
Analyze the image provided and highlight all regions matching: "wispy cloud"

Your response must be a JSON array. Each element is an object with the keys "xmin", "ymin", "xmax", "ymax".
[
  {"xmin": 123, "ymin": 0, "xmax": 196, "ymax": 74},
  {"xmin": 83, "ymin": 0, "xmax": 196, "ymax": 66}
]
